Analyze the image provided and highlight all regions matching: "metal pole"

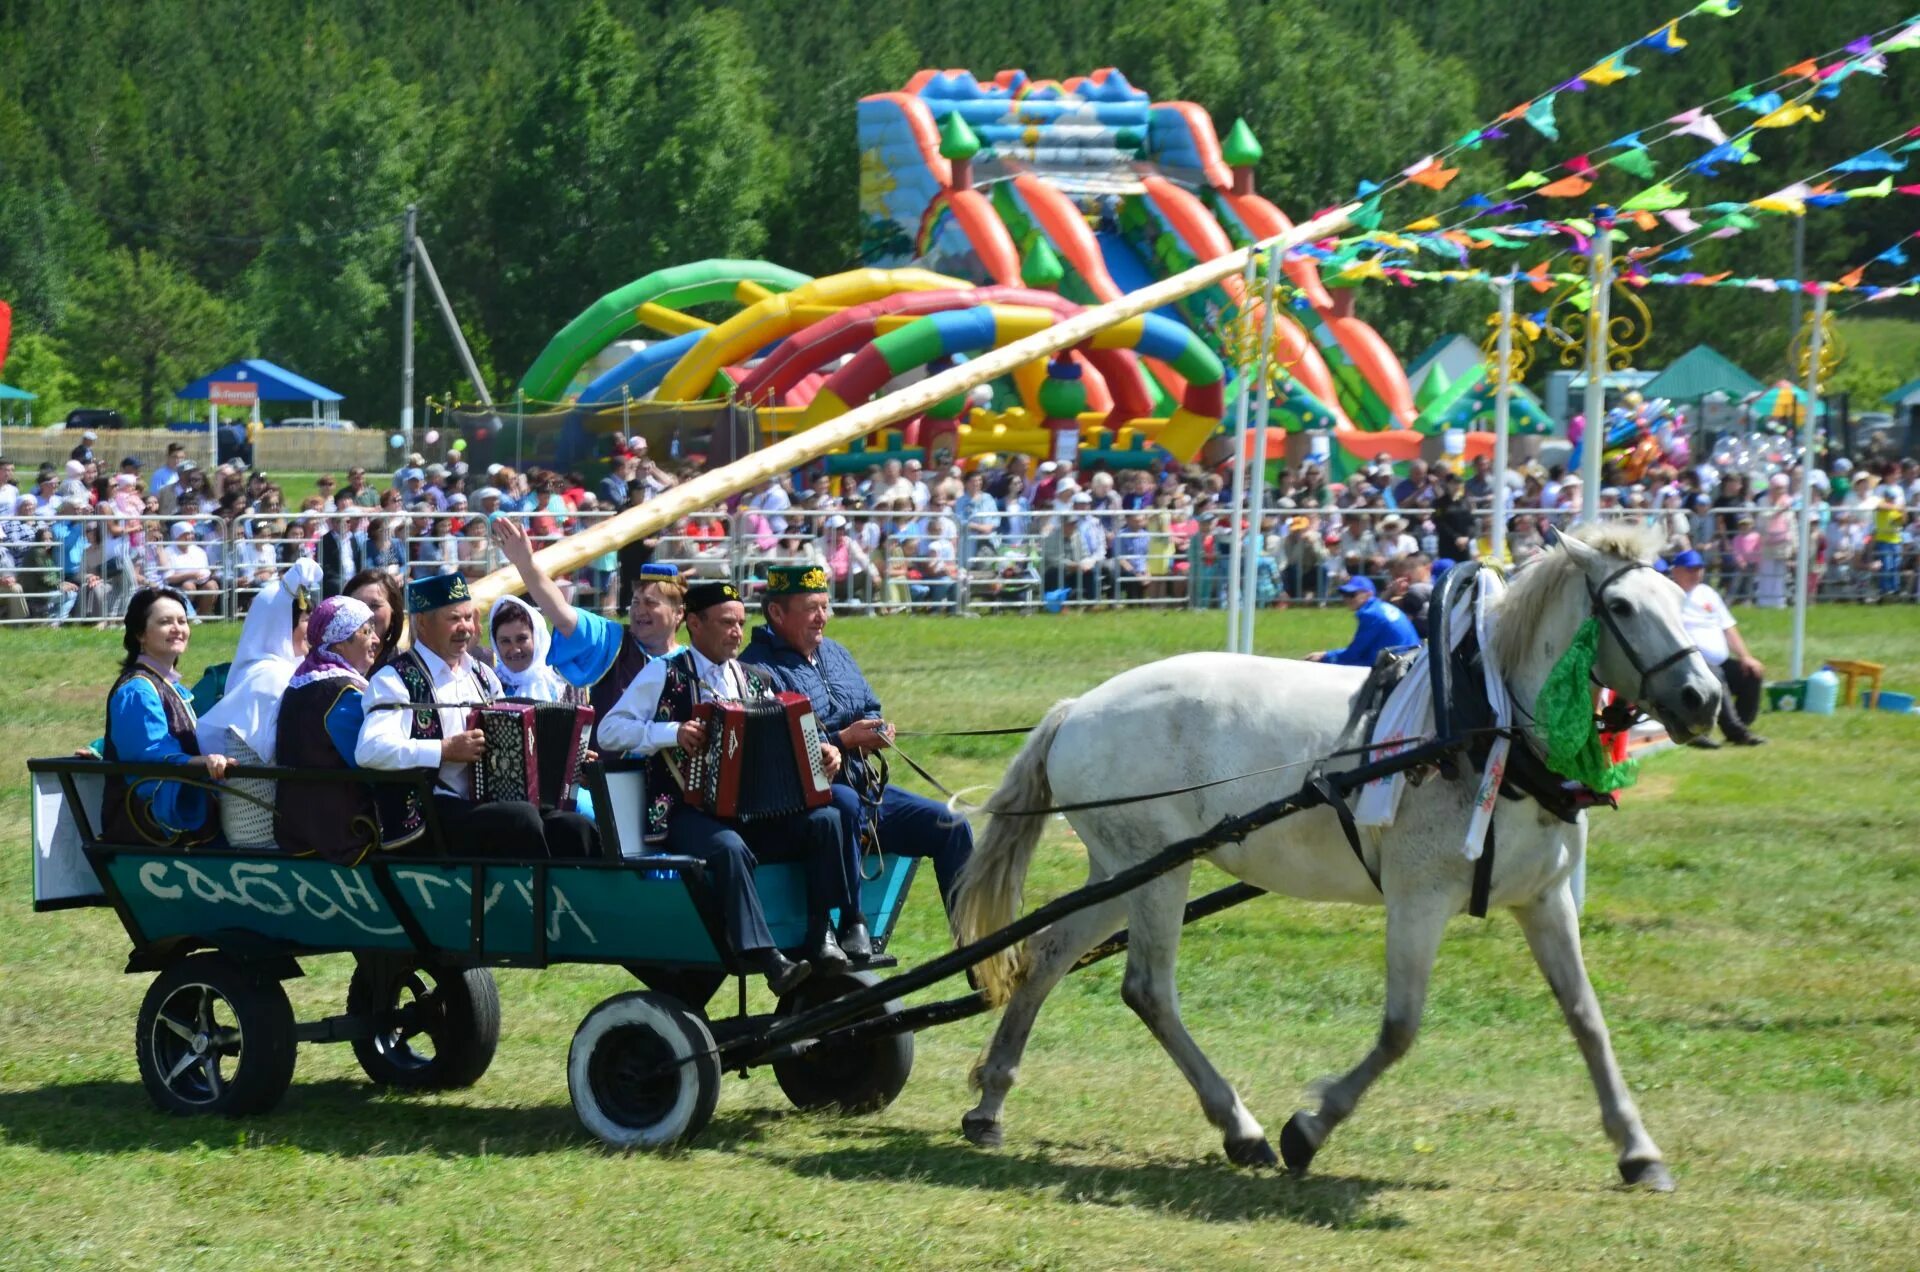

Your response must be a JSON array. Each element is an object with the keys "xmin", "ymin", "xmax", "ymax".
[
  {"xmin": 1240, "ymin": 248, "xmax": 1282, "ymax": 653},
  {"xmin": 414, "ymin": 236, "xmax": 498, "ymax": 411},
  {"xmin": 1491, "ymin": 276, "xmax": 1516, "ymax": 561},
  {"xmin": 1224, "ymin": 252, "xmax": 1257, "ymax": 650},
  {"xmin": 1790, "ymin": 288, "xmax": 1827, "ymax": 680},
  {"xmin": 1580, "ymin": 216, "xmax": 1612, "ymax": 524},
  {"xmin": 401, "ymin": 204, "xmax": 417, "ymax": 455}
]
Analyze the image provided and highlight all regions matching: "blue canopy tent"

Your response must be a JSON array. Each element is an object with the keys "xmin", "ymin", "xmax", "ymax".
[{"xmin": 175, "ymin": 359, "xmax": 345, "ymax": 468}]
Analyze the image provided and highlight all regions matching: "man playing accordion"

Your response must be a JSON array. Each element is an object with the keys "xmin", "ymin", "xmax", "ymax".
[{"xmin": 599, "ymin": 581, "xmax": 855, "ymax": 996}]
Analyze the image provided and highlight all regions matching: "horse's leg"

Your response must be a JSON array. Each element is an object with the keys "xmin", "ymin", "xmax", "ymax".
[
  {"xmin": 962, "ymin": 888, "xmax": 1128, "ymax": 1149},
  {"xmin": 1512, "ymin": 878, "xmax": 1673, "ymax": 1191},
  {"xmin": 1280, "ymin": 889, "xmax": 1453, "ymax": 1177},
  {"xmin": 1117, "ymin": 865, "xmax": 1274, "ymax": 1167}
]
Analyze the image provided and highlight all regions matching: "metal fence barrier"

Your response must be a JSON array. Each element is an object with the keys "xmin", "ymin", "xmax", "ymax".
[{"xmin": 1, "ymin": 501, "xmax": 1911, "ymax": 626}]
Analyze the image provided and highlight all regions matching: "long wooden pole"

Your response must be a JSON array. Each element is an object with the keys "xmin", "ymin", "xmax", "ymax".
[
  {"xmin": 470, "ymin": 203, "xmax": 1359, "ymax": 608},
  {"xmin": 1579, "ymin": 221, "xmax": 1612, "ymax": 524}
]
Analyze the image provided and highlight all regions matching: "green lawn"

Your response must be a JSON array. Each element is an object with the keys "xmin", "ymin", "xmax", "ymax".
[{"xmin": 3, "ymin": 606, "xmax": 1918, "ymax": 1269}]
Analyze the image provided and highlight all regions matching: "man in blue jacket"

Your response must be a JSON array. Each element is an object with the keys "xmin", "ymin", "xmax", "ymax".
[
  {"xmin": 1306, "ymin": 576, "xmax": 1420, "ymax": 667},
  {"xmin": 742, "ymin": 564, "xmax": 974, "ymax": 959}
]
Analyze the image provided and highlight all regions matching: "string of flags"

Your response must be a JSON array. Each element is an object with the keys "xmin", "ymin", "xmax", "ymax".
[{"xmin": 1327, "ymin": 1, "xmax": 1745, "ymax": 221}]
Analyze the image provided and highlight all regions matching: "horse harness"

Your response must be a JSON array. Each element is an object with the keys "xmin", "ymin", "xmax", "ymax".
[{"xmin": 1587, "ymin": 561, "xmax": 1702, "ymax": 715}]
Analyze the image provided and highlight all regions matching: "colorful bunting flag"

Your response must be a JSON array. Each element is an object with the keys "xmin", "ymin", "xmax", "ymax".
[
  {"xmin": 1668, "ymin": 107, "xmax": 1728, "ymax": 146},
  {"xmin": 1581, "ymin": 55, "xmax": 1639, "ymax": 87},
  {"xmin": 1741, "ymin": 90, "xmax": 1785, "ymax": 115},
  {"xmin": 1834, "ymin": 148, "xmax": 1905, "ymax": 173},
  {"xmin": 1524, "ymin": 95, "xmax": 1560, "ymax": 142},
  {"xmin": 1691, "ymin": 1, "xmax": 1742, "ymax": 17},
  {"xmin": 1622, "ymin": 182, "xmax": 1689, "ymax": 211},
  {"xmin": 1613, "ymin": 149, "xmax": 1659, "ymax": 180},
  {"xmin": 1405, "ymin": 158, "xmax": 1461, "ymax": 190},
  {"xmin": 1753, "ymin": 103, "xmax": 1824, "ymax": 129},
  {"xmin": 1506, "ymin": 171, "xmax": 1549, "ymax": 190},
  {"xmin": 1535, "ymin": 175, "xmax": 1590, "ymax": 199},
  {"xmin": 1641, "ymin": 21, "xmax": 1688, "ymax": 54}
]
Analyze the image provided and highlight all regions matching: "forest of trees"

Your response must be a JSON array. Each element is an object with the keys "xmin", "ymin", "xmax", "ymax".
[{"xmin": 2, "ymin": 0, "xmax": 1914, "ymax": 426}]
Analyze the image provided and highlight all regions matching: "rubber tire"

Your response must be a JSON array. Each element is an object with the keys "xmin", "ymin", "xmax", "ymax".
[
  {"xmin": 568, "ymin": 992, "xmax": 721, "ymax": 1150},
  {"xmin": 346, "ymin": 956, "xmax": 500, "ymax": 1090},
  {"xmin": 135, "ymin": 953, "xmax": 297, "ymax": 1118},
  {"xmin": 772, "ymin": 969, "xmax": 914, "ymax": 1115}
]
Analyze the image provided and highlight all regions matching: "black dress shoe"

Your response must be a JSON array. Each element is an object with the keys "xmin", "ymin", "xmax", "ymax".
[
  {"xmin": 1688, "ymin": 737, "xmax": 1723, "ymax": 750},
  {"xmin": 837, "ymin": 919, "xmax": 874, "ymax": 963},
  {"xmin": 808, "ymin": 929, "xmax": 852, "ymax": 974},
  {"xmin": 751, "ymin": 950, "xmax": 812, "ymax": 996}
]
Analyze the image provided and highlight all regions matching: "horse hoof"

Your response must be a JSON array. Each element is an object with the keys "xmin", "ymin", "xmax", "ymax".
[
  {"xmin": 1279, "ymin": 1113, "xmax": 1319, "ymax": 1177},
  {"xmin": 1620, "ymin": 1158, "xmax": 1675, "ymax": 1193},
  {"xmin": 961, "ymin": 1114, "xmax": 1004, "ymax": 1149},
  {"xmin": 1225, "ymin": 1135, "xmax": 1279, "ymax": 1169}
]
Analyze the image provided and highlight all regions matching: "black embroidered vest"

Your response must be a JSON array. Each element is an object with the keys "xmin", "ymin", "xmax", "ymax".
[
  {"xmin": 640, "ymin": 649, "xmax": 776, "ymax": 844},
  {"xmin": 102, "ymin": 665, "xmax": 215, "ymax": 848},
  {"xmin": 371, "ymin": 649, "xmax": 498, "ymax": 849}
]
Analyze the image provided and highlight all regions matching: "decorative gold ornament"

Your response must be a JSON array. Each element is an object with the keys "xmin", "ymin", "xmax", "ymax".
[
  {"xmin": 1544, "ymin": 272, "xmax": 1652, "ymax": 373},
  {"xmin": 1481, "ymin": 308, "xmax": 1540, "ymax": 379},
  {"xmin": 1788, "ymin": 306, "xmax": 1843, "ymax": 385}
]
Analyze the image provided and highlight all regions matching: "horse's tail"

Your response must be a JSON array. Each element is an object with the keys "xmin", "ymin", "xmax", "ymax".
[{"xmin": 953, "ymin": 698, "xmax": 1074, "ymax": 1008}]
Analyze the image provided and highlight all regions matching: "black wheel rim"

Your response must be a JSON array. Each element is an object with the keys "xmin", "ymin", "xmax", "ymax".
[
  {"xmin": 150, "ymin": 983, "xmax": 245, "ymax": 1106},
  {"xmin": 588, "ymin": 1023, "xmax": 682, "ymax": 1129},
  {"xmin": 371, "ymin": 971, "xmax": 441, "ymax": 1073}
]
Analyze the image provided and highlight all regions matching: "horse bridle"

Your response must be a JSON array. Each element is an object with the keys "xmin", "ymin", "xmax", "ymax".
[{"xmin": 1586, "ymin": 562, "xmax": 1702, "ymax": 708}]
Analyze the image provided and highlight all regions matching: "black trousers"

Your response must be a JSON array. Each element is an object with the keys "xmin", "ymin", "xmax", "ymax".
[
  {"xmin": 1712, "ymin": 658, "xmax": 1763, "ymax": 741},
  {"xmin": 432, "ymin": 795, "xmax": 602, "ymax": 859},
  {"xmin": 665, "ymin": 804, "xmax": 851, "ymax": 955}
]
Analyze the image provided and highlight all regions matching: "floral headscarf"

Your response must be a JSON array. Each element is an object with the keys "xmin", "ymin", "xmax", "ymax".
[{"xmin": 288, "ymin": 596, "xmax": 376, "ymax": 690}]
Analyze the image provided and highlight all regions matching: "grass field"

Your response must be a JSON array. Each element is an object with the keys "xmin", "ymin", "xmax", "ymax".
[{"xmin": 4, "ymin": 605, "xmax": 1919, "ymax": 1269}]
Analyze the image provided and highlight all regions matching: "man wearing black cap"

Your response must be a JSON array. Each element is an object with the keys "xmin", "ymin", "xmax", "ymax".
[
  {"xmin": 1668, "ymin": 548, "xmax": 1766, "ymax": 747},
  {"xmin": 742, "ymin": 563, "xmax": 973, "ymax": 945},
  {"xmin": 599, "ymin": 578, "xmax": 854, "ymax": 994},
  {"xmin": 1306, "ymin": 575, "xmax": 1419, "ymax": 666},
  {"xmin": 490, "ymin": 516, "xmax": 685, "ymax": 742},
  {"xmin": 355, "ymin": 571, "xmax": 602, "ymax": 858}
]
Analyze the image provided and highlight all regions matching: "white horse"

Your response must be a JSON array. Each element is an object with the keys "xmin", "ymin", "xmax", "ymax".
[{"xmin": 953, "ymin": 525, "xmax": 1721, "ymax": 1190}]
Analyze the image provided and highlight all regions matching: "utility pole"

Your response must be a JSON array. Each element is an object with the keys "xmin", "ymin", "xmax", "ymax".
[{"xmin": 401, "ymin": 204, "xmax": 418, "ymax": 456}]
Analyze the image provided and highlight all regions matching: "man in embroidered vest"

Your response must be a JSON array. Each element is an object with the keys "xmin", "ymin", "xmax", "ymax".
[
  {"xmin": 356, "ymin": 572, "xmax": 602, "ymax": 859},
  {"xmin": 600, "ymin": 580, "xmax": 852, "ymax": 995},
  {"xmin": 742, "ymin": 564, "xmax": 974, "ymax": 952}
]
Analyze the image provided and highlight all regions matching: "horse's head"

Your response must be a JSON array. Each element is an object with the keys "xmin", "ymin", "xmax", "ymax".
[{"xmin": 1547, "ymin": 525, "xmax": 1721, "ymax": 743}]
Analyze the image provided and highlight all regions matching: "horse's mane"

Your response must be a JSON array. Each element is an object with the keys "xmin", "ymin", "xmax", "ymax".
[{"xmin": 1490, "ymin": 522, "xmax": 1663, "ymax": 670}]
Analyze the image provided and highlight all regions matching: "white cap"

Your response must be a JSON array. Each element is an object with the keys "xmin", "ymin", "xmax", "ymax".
[{"xmin": 1037, "ymin": 461, "xmax": 1058, "ymax": 473}]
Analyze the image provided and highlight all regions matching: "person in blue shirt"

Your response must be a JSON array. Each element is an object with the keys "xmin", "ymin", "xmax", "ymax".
[
  {"xmin": 102, "ymin": 587, "xmax": 230, "ymax": 847},
  {"xmin": 740, "ymin": 564, "xmax": 974, "ymax": 954},
  {"xmin": 487, "ymin": 515, "xmax": 686, "ymax": 746},
  {"xmin": 1306, "ymin": 576, "xmax": 1420, "ymax": 668},
  {"xmin": 275, "ymin": 595, "xmax": 385, "ymax": 863}
]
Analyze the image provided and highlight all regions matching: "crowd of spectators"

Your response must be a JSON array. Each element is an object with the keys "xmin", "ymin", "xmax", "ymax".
[{"xmin": 5, "ymin": 427, "xmax": 1920, "ymax": 626}]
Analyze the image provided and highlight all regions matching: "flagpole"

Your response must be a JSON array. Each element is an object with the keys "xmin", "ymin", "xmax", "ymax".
[
  {"xmin": 1580, "ymin": 211, "xmax": 1613, "ymax": 524},
  {"xmin": 1240, "ymin": 247, "xmax": 1282, "ymax": 654},
  {"xmin": 1491, "ymin": 276, "xmax": 1516, "ymax": 562},
  {"xmin": 1224, "ymin": 252, "xmax": 1257, "ymax": 651},
  {"xmin": 1790, "ymin": 287, "xmax": 1827, "ymax": 680}
]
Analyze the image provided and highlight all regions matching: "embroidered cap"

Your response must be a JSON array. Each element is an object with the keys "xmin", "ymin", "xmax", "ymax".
[
  {"xmin": 406, "ymin": 572, "xmax": 472, "ymax": 613},
  {"xmin": 764, "ymin": 564, "xmax": 828, "ymax": 596},
  {"xmin": 684, "ymin": 580, "xmax": 741, "ymax": 613}
]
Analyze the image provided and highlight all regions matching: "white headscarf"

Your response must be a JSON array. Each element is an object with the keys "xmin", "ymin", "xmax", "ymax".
[
  {"xmin": 488, "ymin": 594, "xmax": 570, "ymax": 702},
  {"xmin": 195, "ymin": 558, "xmax": 323, "ymax": 762}
]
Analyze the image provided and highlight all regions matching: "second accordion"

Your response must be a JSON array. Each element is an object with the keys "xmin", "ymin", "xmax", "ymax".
[
  {"xmin": 469, "ymin": 700, "xmax": 595, "ymax": 810},
  {"xmin": 678, "ymin": 692, "xmax": 833, "ymax": 821}
]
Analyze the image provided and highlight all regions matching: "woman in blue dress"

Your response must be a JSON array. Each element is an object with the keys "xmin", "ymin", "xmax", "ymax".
[{"xmin": 103, "ymin": 587, "xmax": 230, "ymax": 846}]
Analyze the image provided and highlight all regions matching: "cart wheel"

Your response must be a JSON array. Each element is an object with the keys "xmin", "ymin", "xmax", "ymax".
[
  {"xmin": 772, "ymin": 969, "xmax": 914, "ymax": 1115},
  {"xmin": 135, "ymin": 954, "xmax": 297, "ymax": 1118},
  {"xmin": 347, "ymin": 955, "xmax": 500, "ymax": 1090},
  {"xmin": 568, "ymin": 992, "xmax": 720, "ymax": 1150}
]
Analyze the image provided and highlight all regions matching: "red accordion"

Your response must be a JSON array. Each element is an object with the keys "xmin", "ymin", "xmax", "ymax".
[
  {"xmin": 679, "ymin": 692, "xmax": 832, "ymax": 822},
  {"xmin": 469, "ymin": 701, "xmax": 595, "ymax": 810}
]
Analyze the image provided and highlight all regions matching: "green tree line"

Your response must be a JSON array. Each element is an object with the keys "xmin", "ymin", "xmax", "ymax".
[{"xmin": 1, "ymin": 0, "xmax": 1913, "ymax": 426}]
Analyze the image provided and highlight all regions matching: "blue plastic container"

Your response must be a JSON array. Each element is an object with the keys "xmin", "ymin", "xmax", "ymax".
[{"xmin": 1804, "ymin": 666, "xmax": 1840, "ymax": 715}]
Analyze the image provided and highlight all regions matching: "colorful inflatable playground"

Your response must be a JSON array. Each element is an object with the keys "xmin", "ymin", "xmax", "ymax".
[{"xmin": 510, "ymin": 69, "xmax": 1552, "ymax": 476}]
